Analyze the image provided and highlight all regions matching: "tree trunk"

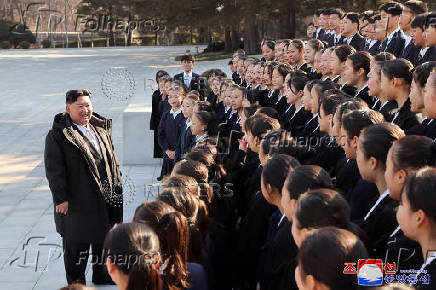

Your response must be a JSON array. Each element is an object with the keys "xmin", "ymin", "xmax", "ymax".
[
  {"xmin": 243, "ymin": 14, "xmax": 259, "ymax": 54},
  {"xmin": 224, "ymin": 25, "xmax": 232, "ymax": 52},
  {"xmin": 289, "ymin": 0, "xmax": 296, "ymax": 38},
  {"xmin": 231, "ymin": 25, "xmax": 240, "ymax": 51},
  {"xmin": 279, "ymin": 2, "xmax": 291, "ymax": 38}
]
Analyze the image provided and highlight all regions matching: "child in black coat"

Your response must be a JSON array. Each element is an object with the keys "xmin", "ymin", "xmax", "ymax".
[{"xmin": 158, "ymin": 81, "xmax": 187, "ymax": 179}]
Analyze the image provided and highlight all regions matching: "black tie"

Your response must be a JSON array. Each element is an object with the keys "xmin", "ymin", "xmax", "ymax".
[{"xmin": 381, "ymin": 39, "xmax": 388, "ymax": 51}]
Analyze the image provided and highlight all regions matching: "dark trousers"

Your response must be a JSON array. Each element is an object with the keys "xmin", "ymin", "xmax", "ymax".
[{"xmin": 62, "ymin": 239, "xmax": 112, "ymax": 285}]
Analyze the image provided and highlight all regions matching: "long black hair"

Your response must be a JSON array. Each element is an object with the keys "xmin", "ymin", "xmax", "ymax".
[{"xmin": 103, "ymin": 222, "xmax": 162, "ymax": 290}]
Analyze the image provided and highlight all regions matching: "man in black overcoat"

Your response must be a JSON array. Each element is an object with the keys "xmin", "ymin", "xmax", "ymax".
[{"xmin": 44, "ymin": 89, "xmax": 123, "ymax": 285}]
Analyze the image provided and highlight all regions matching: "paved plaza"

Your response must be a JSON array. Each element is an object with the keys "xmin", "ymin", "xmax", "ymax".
[{"xmin": 0, "ymin": 45, "xmax": 231, "ymax": 289}]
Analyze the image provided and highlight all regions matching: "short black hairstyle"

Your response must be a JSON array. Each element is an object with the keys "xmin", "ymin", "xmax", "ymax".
[
  {"xmin": 315, "ymin": 9, "xmax": 324, "ymax": 17},
  {"xmin": 180, "ymin": 54, "xmax": 195, "ymax": 62},
  {"xmin": 402, "ymin": 0, "xmax": 428, "ymax": 15},
  {"xmin": 66, "ymin": 89, "xmax": 91, "ymax": 104},
  {"xmin": 329, "ymin": 8, "xmax": 344, "ymax": 19},
  {"xmin": 411, "ymin": 13, "xmax": 428, "ymax": 29},
  {"xmin": 155, "ymin": 70, "xmax": 169, "ymax": 83},
  {"xmin": 379, "ymin": 2, "xmax": 402, "ymax": 16},
  {"xmin": 344, "ymin": 12, "xmax": 360, "ymax": 26},
  {"xmin": 320, "ymin": 9, "xmax": 329, "ymax": 16},
  {"xmin": 424, "ymin": 12, "xmax": 436, "ymax": 29}
]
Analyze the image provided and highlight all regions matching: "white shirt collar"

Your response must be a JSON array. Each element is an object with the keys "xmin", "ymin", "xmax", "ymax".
[
  {"xmin": 74, "ymin": 122, "xmax": 90, "ymax": 131},
  {"xmin": 413, "ymin": 253, "xmax": 436, "ymax": 285},
  {"xmin": 355, "ymin": 84, "xmax": 368, "ymax": 96},
  {"xmin": 290, "ymin": 104, "xmax": 304, "ymax": 120},
  {"xmin": 183, "ymin": 71, "xmax": 193, "ymax": 78},
  {"xmin": 196, "ymin": 134, "xmax": 208, "ymax": 143},
  {"xmin": 387, "ymin": 28, "xmax": 400, "ymax": 43},
  {"xmin": 73, "ymin": 122, "xmax": 101, "ymax": 152},
  {"xmin": 278, "ymin": 214, "xmax": 286, "ymax": 227},
  {"xmin": 403, "ymin": 32, "xmax": 412, "ymax": 47},
  {"xmin": 379, "ymin": 100, "xmax": 389, "ymax": 110},
  {"xmin": 170, "ymin": 107, "xmax": 182, "ymax": 118},
  {"xmin": 364, "ymin": 189, "xmax": 390, "ymax": 221},
  {"xmin": 369, "ymin": 39, "xmax": 378, "ymax": 48},
  {"xmin": 186, "ymin": 119, "xmax": 192, "ymax": 128},
  {"xmin": 420, "ymin": 47, "xmax": 429, "ymax": 57},
  {"xmin": 309, "ymin": 113, "xmax": 319, "ymax": 122},
  {"xmin": 285, "ymin": 104, "xmax": 294, "ymax": 114},
  {"xmin": 390, "ymin": 225, "xmax": 401, "ymax": 238}
]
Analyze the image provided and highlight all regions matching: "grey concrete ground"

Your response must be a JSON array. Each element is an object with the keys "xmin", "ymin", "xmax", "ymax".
[{"xmin": 0, "ymin": 45, "xmax": 231, "ymax": 289}]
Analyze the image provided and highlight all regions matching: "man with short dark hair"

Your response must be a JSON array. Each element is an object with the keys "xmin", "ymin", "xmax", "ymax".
[
  {"xmin": 44, "ymin": 89, "xmax": 123, "ymax": 285},
  {"xmin": 313, "ymin": 9, "xmax": 326, "ymax": 40},
  {"xmin": 379, "ymin": 2, "xmax": 406, "ymax": 57},
  {"xmin": 399, "ymin": 0, "xmax": 428, "ymax": 63},
  {"xmin": 174, "ymin": 54, "xmax": 202, "ymax": 98},
  {"xmin": 329, "ymin": 8, "xmax": 345, "ymax": 46},
  {"xmin": 342, "ymin": 12, "xmax": 366, "ymax": 51}
]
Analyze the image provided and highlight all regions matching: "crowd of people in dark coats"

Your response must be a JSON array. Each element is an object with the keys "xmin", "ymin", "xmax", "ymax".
[{"xmin": 58, "ymin": 1, "xmax": 436, "ymax": 290}]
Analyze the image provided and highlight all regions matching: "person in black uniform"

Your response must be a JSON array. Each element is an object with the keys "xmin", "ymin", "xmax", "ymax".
[
  {"xmin": 396, "ymin": 167, "xmax": 436, "ymax": 289},
  {"xmin": 340, "ymin": 109, "xmax": 384, "ymax": 220},
  {"xmin": 150, "ymin": 70, "xmax": 169, "ymax": 158},
  {"xmin": 304, "ymin": 39, "xmax": 324, "ymax": 80},
  {"xmin": 271, "ymin": 64, "xmax": 291, "ymax": 116},
  {"xmin": 235, "ymin": 116, "xmax": 280, "ymax": 290},
  {"xmin": 415, "ymin": 12, "xmax": 436, "ymax": 66},
  {"xmin": 355, "ymin": 123, "xmax": 404, "ymax": 258},
  {"xmin": 384, "ymin": 136, "xmax": 435, "ymax": 275},
  {"xmin": 313, "ymin": 9, "xmax": 326, "ymax": 41},
  {"xmin": 158, "ymin": 81, "xmax": 187, "ymax": 179},
  {"xmin": 407, "ymin": 62, "xmax": 436, "ymax": 139},
  {"xmin": 341, "ymin": 13, "xmax": 366, "ymax": 51},
  {"xmin": 410, "ymin": 14, "xmax": 428, "ymax": 66},
  {"xmin": 279, "ymin": 74, "xmax": 296, "ymax": 128},
  {"xmin": 257, "ymin": 155, "xmax": 300, "ymax": 290},
  {"xmin": 381, "ymin": 59, "xmax": 420, "ymax": 131},
  {"xmin": 312, "ymin": 94, "xmax": 347, "ymax": 175},
  {"xmin": 343, "ymin": 51, "xmax": 377, "ymax": 108},
  {"xmin": 399, "ymin": 1, "xmax": 428, "ymax": 63},
  {"xmin": 368, "ymin": 52, "xmax": 398, "ymax": 118},
  {"xmin": 379, "ymin": 2, "xmax": 406, "ymax": 58},
  {"xmin": 175, "ymin": 93, "xmax": 199, "ymax": 162},
  {"xmin": 173, "ymin": 54, "xmax": 203, "ymax": 99},
  {"xmin": 283, "ymin": 75, "xmax": 312, "ymax": 137},
  {"xmin": 330, "ymin": 45, "xmax": 359, "ymax": 96}
]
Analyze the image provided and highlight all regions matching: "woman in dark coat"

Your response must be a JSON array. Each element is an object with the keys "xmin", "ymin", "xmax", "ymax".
[{"xmin": 150, "ymin": 70, "xmax": 170, "ymax": 158}]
